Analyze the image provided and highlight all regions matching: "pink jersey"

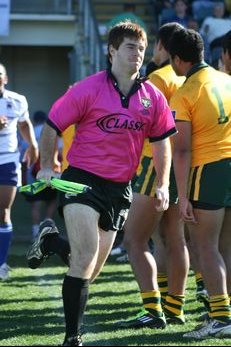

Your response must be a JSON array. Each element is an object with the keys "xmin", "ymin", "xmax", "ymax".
[{"xmin": 49, "ymin": 71, "xmax": 176, "ymax": 182}]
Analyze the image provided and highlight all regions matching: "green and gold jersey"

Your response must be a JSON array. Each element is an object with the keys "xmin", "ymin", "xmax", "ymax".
[
  {"xmin": 139, "ymin": 64, "xmax": 185, "ymax": 159},
  {"xmin": 149, "ymin": 64, "xmax": 185, "ymax": 104},
  {"xmin": 170, "ymin": 64, "xmax": 231, "ymax": 167}
]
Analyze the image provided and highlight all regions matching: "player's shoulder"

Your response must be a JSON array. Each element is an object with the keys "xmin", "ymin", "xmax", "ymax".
[
  {"xmin": 78, "ymin": 70, "xmax": 107, "ymax": 87},
  {"xmin": 5, "ymin": 89, "xmax": 27, "ymax": 103},
  {"xmin": 144, "ymin": 78, "xmax": 166, "ymax": 98},
  {"xmin": 71, "ymin": 71, "xmax": 108, "ymax": 96}
]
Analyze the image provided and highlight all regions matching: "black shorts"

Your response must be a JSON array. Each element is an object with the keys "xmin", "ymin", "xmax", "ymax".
[
  {"xmin": 22, "ymin": 187, "xmax": 57, "ymax": 202},
  {"xmin": 59, "ymin": 166, "xmax": 133, "ymax": 232}
]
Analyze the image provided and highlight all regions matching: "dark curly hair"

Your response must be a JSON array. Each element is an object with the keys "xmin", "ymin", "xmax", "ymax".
[
  {"xmin": 222, "ymin": 30, "xmax": 231, "ymax": 56},
  {"xmin": 168, "ymin": 28, "xmax": 204, "ymax": 63}
]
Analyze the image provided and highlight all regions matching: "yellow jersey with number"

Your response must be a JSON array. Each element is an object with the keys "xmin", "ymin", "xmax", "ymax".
[{"xmin": 170, "ymin": 64, "xmax": 231, "ymax": 167}]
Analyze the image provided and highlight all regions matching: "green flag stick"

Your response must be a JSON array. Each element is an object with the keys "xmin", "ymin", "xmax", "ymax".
[
  {"xmin": 50, "ymin": 178, "xmax": 90, "ymax": 194},
  {"xmin": 19, "ymin": 177, "xmax": 91, "ymax": 195}
]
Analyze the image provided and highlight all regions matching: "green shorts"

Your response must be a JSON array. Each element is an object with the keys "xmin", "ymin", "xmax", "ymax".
[
  {"xmin": 132, "ymin": 155, "xmax": 178, "ymax": 203},
  {"xmin": 189, "ymin": 158, "xmax": 231, "ymax": 209}
]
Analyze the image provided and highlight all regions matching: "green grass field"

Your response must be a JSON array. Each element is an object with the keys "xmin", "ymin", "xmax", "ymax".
[{"xmin": 1, "ymin": 194, "xmax": 231, "ymax": 346}]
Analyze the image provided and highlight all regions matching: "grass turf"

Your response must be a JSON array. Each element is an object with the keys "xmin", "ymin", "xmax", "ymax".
[
  {"xmin": 1, "ymin": 194, "xmax": 231, "ymax": 346},
  {"xmin": 1, "ymin": 243, "xmax": 231, "ymax": 346}
]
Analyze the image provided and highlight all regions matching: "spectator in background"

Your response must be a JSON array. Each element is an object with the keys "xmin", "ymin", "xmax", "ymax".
[
  {"xmin": 156, "ymin": 0, "xmax": 175, "ymax": 14},
  {"xmin": 191, "ymin": 1, "xmax": 215, "ymax": 25},
  {"xmin": 187, "ymin": 16, "xmax": 211, "ymax": 63},
  {"xmin": 200, "ymin": 1, "xmax": 231, "ymax": 68},
  {"xmin": 160, "ymin": 0, "xmax": 191, "ymax": 27},
  {"xmin": 107, "ymin": 3, "xmax": 146, "ymax": 30},
  {"xmin": 0, "ymin": 63, "xmax": 38, "ymax": 280},
  {"xmin": 20, "ymin": 110, "xmax": 62, "ymax": 241},
  {"xmin": 99, "ymin": 4, "xmax": 147, "ymax": 56}
]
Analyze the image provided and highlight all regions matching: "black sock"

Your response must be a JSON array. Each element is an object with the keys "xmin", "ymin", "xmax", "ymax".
[
  {"xmin": 43, "ymin": 235, "xmax": 70, "ymax": 265},
  {"xmin": 62, "ymin": 275, "xmax": 89, "ymax": 338}
]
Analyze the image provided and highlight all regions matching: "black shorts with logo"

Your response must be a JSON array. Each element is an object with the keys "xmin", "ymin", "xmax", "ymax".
[{"xmin": 59, "ymin": 166, "xmax": 133, "ymax": 232}]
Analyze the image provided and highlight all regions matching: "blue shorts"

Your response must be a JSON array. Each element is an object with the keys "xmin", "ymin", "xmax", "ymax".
[{"xmin": 0, "ymin": 162, "xmax": 21, "ymax": 186}]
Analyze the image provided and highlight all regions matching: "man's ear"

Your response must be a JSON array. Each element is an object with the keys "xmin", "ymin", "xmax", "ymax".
[
  {"xmin": 174, "ymin": 55, "xmax": 181, "ymax": 64},
  {"xmin": 109, "ymin": 44, "xmax": 115, "ymax": 57}
]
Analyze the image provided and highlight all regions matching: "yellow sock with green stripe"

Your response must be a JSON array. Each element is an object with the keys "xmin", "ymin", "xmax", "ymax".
[
  {"xmin": 141, "ymin": 290, "xmax": 163, "ymax": 318},
  {"xmin": 163, "ymin": 294, "xmax": 185, "ymax": 318},
  {"xmin": 157, "ymin": 272, "xmax": 168, "ymax": 305},
  {"xmin": 209, "ymin": 294, "xmax": 231, "ymax": 323}
]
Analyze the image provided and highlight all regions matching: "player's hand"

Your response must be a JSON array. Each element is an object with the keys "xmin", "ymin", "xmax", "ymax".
[
  {"xmin": 179, "ymin": 197, "xmax": 197, "ymax": 224},
  {"xmin": 36, "ymin": 168, "xmax": 57, "ymax": 185},
  {"xmin": 23, "ymin": 144, "xmax": 39, "ymax": 168},
  {"xmin": 155, "ymin": 186, "xmax": 169, "ymax": 212},
  {"xmin": 0, "ymin": 115, "xmax": 8, "ymax": 130}
]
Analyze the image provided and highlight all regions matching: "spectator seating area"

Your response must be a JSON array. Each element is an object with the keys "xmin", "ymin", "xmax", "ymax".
[
  {"xmin": 92, "ymin": 0, "xmax": 231, "ymax": 70},
  {"xmin": 91, "ymin": 0, "xmax": 158, "ymax": 69}
]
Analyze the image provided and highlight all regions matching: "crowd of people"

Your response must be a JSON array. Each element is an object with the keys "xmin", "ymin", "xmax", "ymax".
[
  {"xmin": 0, "ymin": 2, "xmax": 231, "ymax": 346},
  {"xmin": 156, "ymin": 0, "xmax": 231, "ymax": 68}
]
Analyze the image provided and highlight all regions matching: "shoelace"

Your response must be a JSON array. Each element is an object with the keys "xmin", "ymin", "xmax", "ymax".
[{"xmin": 19, "ymin": 178, "xmax": 91, "ymax": 195}]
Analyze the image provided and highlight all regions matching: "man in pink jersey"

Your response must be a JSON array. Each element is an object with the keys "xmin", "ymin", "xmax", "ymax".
[{"xmin": 26, "ymin": 21, "xmax": 176, "ymax": 346}]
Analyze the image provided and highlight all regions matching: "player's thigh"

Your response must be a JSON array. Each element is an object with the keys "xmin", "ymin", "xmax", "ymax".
[
  {"xmin": 188, "ymin": 208, "xmax": 225, "ymax": 249},
  {"xmin": 219, "ymin": 207, "xmax": 231, "ymax": 251},
  {"xmin": 64, "ymin": 203, "xmax": 100, "ymax": 257},
  {"xmin": 124, "ymin": 192, "xmax": 163, "ymax": 243},
  {"xmin": 160, "ymin": 203, "xmax": 185, "ymax": 244},
  {"xmin": 0, "ymin": 185, "xmax": 17, "ymax": 209}
]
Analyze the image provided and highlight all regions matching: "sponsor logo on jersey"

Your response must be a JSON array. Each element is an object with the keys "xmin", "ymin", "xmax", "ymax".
[
  {"xmin": 141, "ymin": 97, "xmax": 151, "ymax": 109},
  {"xmin": 97, "ymin": 113, "xmax": 146, "ymax": 134}
]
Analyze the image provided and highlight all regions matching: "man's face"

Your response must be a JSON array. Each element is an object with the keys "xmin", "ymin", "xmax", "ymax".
[{"xmin": 110, "ymin": 37, "xmax": 146, "ymax": 74}]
